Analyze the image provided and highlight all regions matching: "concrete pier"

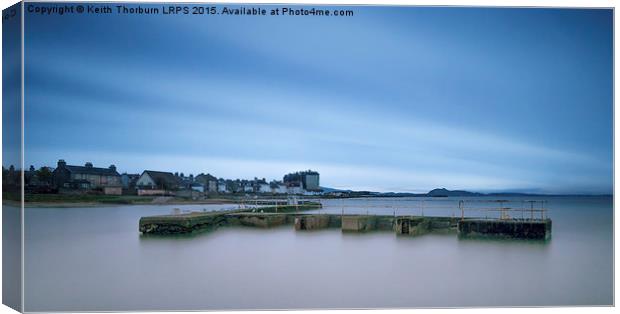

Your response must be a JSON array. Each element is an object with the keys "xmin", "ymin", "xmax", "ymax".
[
  {"xmin": 139, "ymin": 211, "xmax": 231, "ymax": 234},
  {"xmin": 235, "ymin": 213, "xmax": 289, "ymax": 228},
  {"xmin": 139, "ymin": 203, "xmax": 321, "ymax": 234},
  {"xmin": 294, "ymin": 215, "xmax": 331, "ymax": 230},
  {"xmin": 457, "ymin": 218, "xmax": 552, "ymax": 240},
  {"xmin": 139, "ymin": 204, "xmax": 551, "ymax": 240},
  {"xmin": 394, "ymin": 217, "xmax": 429, "ymax": 236},
  {"xmin": 394, "ymin": 217, "xmax": 459, "ymax": 236},
  {"xmin": 341, "ymin": 216, "xmax": 377, "ymax": 232}
]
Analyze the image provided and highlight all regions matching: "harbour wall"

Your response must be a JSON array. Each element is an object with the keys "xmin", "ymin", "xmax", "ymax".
[
  {"xmin": 457, "ymin": 219, "xmax": 552, "ymax": 240},
  {"xmin": 140, "ymin": 205, "xmax": 551, "ymax": 240}
]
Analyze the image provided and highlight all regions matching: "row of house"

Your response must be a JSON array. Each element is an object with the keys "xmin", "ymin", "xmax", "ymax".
[
  {"xmin": 130, "ymin": 170, "xmax": 317, "ymax": 196},
  {"xmin": 22, "ymin": 159, "xmax": 323, "ymax": 196}
]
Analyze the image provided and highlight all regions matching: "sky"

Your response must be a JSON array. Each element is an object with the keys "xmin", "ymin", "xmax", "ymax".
[
  {"xmin": 3, "ymin": 2, "xmax": 21, "ymax": 173},
  {"xmin": 21, "ymin": 4, "xmax": 613, "ymax": 194}
]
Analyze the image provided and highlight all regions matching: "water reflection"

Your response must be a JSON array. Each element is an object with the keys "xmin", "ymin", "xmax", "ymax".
[{"xmin": 456, "ymin": 234, "xmax": 552, "ymax": 246}]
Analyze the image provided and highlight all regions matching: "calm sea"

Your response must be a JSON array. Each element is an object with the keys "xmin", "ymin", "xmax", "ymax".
[{"xmin": 12, "ymin": 196, "xmax": 613, "ymax": 311}]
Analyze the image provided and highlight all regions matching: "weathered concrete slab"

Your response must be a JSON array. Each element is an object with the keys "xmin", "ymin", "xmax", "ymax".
[
  {"xmin": 457, "ymin": 219, "xmax": 552, "ymax": 240},
  {"xmin": 395, "ymin": 217, "xmax": 429, "ymax": 236},
  {"xmin": 394, "ymin": 217, "xmax": 459, "ymax": 236},
  {"xmin": 295, "ymin": 215, "xmax": 331, "ymax": 230},
  {"xmin": 139, "ymin": 211, "xmax": 230, "ymax": 234},
  {"xmin": 376, "ymin": 216, "xmax": 395, "ymax": 230},
  {"xmin": 139, "ymin": 203, "xmax": 322, "ymax": 234},
  {"xmin": 234, "ymin": 213, "xmax": 288, "ymax": 228},
  {"xmin": 342, "ymin": 216, "xmax": 377, "ymax": 232}
]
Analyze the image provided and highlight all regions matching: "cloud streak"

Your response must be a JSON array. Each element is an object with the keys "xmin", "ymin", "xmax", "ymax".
[{"xmin": 23, "ymin": 6, "xmax": 612, "ymax": 194}]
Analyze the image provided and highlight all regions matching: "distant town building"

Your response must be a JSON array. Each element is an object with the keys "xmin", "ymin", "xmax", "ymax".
[
  {"xmin": 52, "ymin": 160, "xmax": 122, "ymax": 195},
  {"xmin": 287, "ymin": 183, "xmax": 304, "ymax": 195},
  {"xmin": 228, "ymin": 179, "xmax": 243, "ymax": 193},
  {"xmin": 283, "ymin": 170, "xmax": 321, "ymax": 192},
  {"xmin": 195, "ymin": 173, "xmax": 218, "ymax": 193},
  {"xmin": 217, "ymin": 180, "xmax": 229, "ymax": 193},
  {"xmin": 136, "ymin": 170, "xmax": 179, "ymax": 190},
  {"xmin": 190, "ymin": 183, "xmax": 205, "ymax": 193},
  {"xmin": 270, "ymin": 181, "xmax": 288, "ymax": 194},
  {"xmin": 243, "ymin": 184, "xmax": 254, "ymax": 193},
  {"xmin": 121, "ymin": 173, "xmax": 140, "ymax": 189},
  {"xmin": 258, "ymin": 182, "xmax": 271, "ymax": 193}
]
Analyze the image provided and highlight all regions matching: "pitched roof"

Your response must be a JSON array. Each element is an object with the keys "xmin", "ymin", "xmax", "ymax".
[
  {"xmin": 195, "ymin": 173, "xmax": 217, "ymax": 182},
  {"xmin": 65, "ymin": 165, "xmax": 120, "ymax": 176},
  {"xmin": 143, "ymin": 170, "xmax": 179, "ymax": 185}
]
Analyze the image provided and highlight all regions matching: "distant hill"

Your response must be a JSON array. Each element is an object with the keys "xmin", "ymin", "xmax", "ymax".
[
  {"xmin": 319, "ymin": 186, "xmax": 352, "ymax": 193},
  {"xmin": 320, "ymin": 186, "xmax": 611, "ymax": 197},
  {"xmin": 426, "ymin": 188, "xmax": 483, "ymax": 197},
  {"xmin": 321, "ymin": 187, "xmax": 483, "ymax": 197}
]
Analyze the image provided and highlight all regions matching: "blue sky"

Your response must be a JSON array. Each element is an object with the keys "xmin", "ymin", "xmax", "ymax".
[
  {"xmin": 22, "ymin": 5, "xmax": 612, "ymax": 194},
  {"xmin": 2, "ymin": 3, "xmax": 21, "ymax": 172}
]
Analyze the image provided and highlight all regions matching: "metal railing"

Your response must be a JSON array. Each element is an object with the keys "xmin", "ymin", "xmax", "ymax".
[
  {"xmin": 230, "ymin": 198, "xmax": 549, "ymax": 221},
  {"xmin": 314, "ymin": 198, "xmax": 549, "ymax": 221},
  {"xmin": 458, "ymin": 200, "xmax": 548, "ymax": 221}
]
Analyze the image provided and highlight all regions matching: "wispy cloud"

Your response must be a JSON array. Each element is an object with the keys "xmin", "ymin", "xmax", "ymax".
[{"xmin": 23, "ymin": 7, "xmax": 612, "ymax": 193}]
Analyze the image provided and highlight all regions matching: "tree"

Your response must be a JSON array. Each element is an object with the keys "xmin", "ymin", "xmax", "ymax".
[
  {"xmin": 36, "ymin": 167, "xmax": 52, "ymax": 184},
  {"xmin": 2, "ymin": 167, "xmax": 7, "ymax": 186}
]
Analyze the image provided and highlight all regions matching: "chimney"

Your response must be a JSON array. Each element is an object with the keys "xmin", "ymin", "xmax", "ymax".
[
  {"xmin": 57, "ymin": 159, "xmax": 66, "ymax": 169},
  {"xmin": 109, "ymin": 165, "xmax": 117, "ymax": 172},
  {"xmin": 85, "ymin": 162, "xmax": 93, "ymax": 168}
]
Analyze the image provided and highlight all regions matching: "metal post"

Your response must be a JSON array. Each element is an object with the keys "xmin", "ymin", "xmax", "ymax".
[
  {"xmin": 499, "ymin": 200, "xmax": 505, "ymax": 220},
  {"xmin": 393, "ymin": 201, "xmax": 398, "ymax": 217}
]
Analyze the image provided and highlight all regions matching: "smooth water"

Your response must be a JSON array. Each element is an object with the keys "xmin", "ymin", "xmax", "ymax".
[{"xmin": 21, "ymin": 196, "xmax": 612, "ymax": 311}]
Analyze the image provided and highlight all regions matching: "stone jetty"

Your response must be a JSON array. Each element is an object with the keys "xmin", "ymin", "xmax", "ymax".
[
  {"xmin": 457, "ymin": 218, "xmax": 552, "ymax": 240},
  {"xmin": 139, "ymin": 203, "xmax": 321, "ymax": 234},
  {"xmin": 139, "ymin": 203, "xmax": 551, "ymax": 240}
]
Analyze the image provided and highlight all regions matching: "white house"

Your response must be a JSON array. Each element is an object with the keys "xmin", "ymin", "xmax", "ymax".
[
  {"xmin": 272, "ymin": 184, "xmax": 288, "ymax": 194},
  {"xmin": 136, "ymin": 170, "xmax": 179, "ymax": 190},
  {"xmin": 258, "ymin": 183, "xmax": 271, "ymax": 193},
  {"xmin": 217, "ymin": 182, "xmax": 229, "ymax": 193},
  {"xmin": 287, "ymin": 185, "xmax": 303, "ymax": 195}
]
